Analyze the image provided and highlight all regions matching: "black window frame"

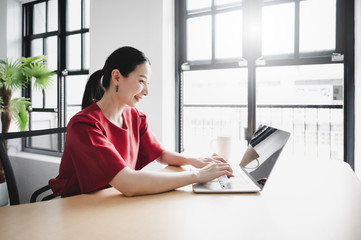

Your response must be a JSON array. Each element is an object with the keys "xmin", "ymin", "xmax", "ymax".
[
  {"xmin": 175, "ymin": 0, "xmax": 354, "ymax": 169},
  {"xmin": 22, "ymin": 0, "xmax": 89, "ymax": 156}
]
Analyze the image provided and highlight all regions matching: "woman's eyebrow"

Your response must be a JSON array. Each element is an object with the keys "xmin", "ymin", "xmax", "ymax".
[{"xmin": 139, "ymin": 74, "xmax": 148, "ymax": 79}]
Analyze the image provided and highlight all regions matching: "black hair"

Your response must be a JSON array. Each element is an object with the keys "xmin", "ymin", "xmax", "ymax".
[{"xmin": 81, "ymin": 46, "xmax": 150, "ymax": 109}]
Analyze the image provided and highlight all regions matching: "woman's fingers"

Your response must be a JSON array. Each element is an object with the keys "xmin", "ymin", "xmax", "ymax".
[{"xmin": 211, "ymin": 153, "xmax": 228, "ymax": 163}]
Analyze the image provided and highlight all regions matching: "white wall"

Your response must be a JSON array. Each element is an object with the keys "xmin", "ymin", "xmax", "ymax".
[
  {"xmin": 90, "ymin": 0, "xmax": 175, "ymax": 150},
  {"xmin": 0, "ymin": 0, "xmax": 22, "ymax": 59},
  {"xmin": 355, "ymin": 0, "xmax": 361, "ymax": 180},
  {"xmin": 0, "ymin": 0, "xmax": 7, "ymax": 59}
]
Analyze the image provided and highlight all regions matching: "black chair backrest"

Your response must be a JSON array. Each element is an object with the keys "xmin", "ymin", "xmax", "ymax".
[{"xmin": 0, "ymin": 127, "xmax": 66, "ymax": 205}]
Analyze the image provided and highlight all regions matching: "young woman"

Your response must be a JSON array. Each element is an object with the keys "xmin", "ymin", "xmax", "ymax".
[{"xmin": 49, "ymin": 46, "xmax": 233, "ymax": 197}]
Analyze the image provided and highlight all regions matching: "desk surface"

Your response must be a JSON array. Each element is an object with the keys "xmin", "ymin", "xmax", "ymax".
[{"xmin": 1, "ymin": 159, "xmax": 361, "ymax": 240}]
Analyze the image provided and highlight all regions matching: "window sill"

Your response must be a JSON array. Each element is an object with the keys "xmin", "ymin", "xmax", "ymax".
[{"xmin": 8, "ymin": 151, "xmax": 61, "ymax": 164}]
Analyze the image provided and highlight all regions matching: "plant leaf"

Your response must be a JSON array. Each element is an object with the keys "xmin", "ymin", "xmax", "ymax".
[
  {"xmin": 10, "ymin": 97, "xmax": 31, "ymax": 131},
  {"xmin": 23, "ymin": 63, "xmax": 55, "ymax": 90},
  {"xmin": 0, "ymin": 58, "xmax": 24, "ymax": 89},
  {"xmin": 21, "ymin": 55, "xmax": 47, "ymax": 66}
]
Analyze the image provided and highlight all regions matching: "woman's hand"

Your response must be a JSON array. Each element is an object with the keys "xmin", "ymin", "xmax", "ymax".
[
  {"xmin": 195, "ymin": 161, "xmax": 234, "ymax": 183},
  {"xmin": 188, "ymin": 153, "xmax": 228, "ymax": 168}
]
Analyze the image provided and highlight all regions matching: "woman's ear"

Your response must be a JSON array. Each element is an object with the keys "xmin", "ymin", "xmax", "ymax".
[{"xmin": 111, "ymin": 69, "xmax": 122, "ymax": 85}]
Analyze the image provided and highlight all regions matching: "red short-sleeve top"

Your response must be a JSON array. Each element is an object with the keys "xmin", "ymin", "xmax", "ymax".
[{"xmin": 49, "ymin": 101, "xmax": 164, "ymax": 197}]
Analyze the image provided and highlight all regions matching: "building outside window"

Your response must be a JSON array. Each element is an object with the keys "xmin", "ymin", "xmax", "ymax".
[
  {"xmin": 22, "ymin": 0, "xmax": 89, "ymax": 155},
  {"xmin": 176, "ymin": 0, "xmax": 352, "ymax": 164}
]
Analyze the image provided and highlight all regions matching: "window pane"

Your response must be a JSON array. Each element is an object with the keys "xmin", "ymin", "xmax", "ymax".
[
  {"xmin": 67, "ymin": 0, "xmax": 82, "ymax": 31},
  {"xmin": 28, "ymin": 112, "xmax": 59, "ymax": 151},
  {"xmin": 45, "ymin": 75, "xmax": 58, "ymax": 108},
  {"xmin": 184, "ymin": 69, "xmax": 247, "ymax": 105},
  {"xmin": 183, "ymin": 68, "xmax": 248, "ymax": 157},
  {"xmin": 300, "ymin": 0, "xmax": 336, "ymax": 53},
  {"xmin": 183, "ymin": 107, "xmax": 248, "ymax": 157},
  {"xmin": 187, "ymin": 16, "xmax": 212, "ymax": 61},
  {"xmin": 31, "ymin": 74, "xmax": 57, "ymax": 109},
  {"xmin": 66, "ymin": 75, "xmax": 88, "ymax": 105},
  {"xmin": 47, "ymin": 0, "xmax": 58, "ymax": 32},
  {"xmin": 84, "ymin": 33, "xmax": 90, "ymax": 69},
  {"xmin": 45, "ymin": 36, "xmax": 58, "ymax": 71},
  {"xmin": 187, "ymin": 0, "xmax": 211, "ymax": 11},
  {"xmin": 256, "ymin": 64, "xmax": 344, "ymax": 161},
  {"xmin": 67, "ymin": 34, "xmax": 81, "ymax": 70},
  {"xmin": 27, "ymin": 132, "xmax": 59, "ymax": 151},
  {"xmin": 215, "ymin": 0, "xmax": 242, "ymax": 6},
  {"xmin": 84, "ymin": 0, "xmax": 90, "ymax": 28},
  {"xmin": 262, "ymin": 3, "xmax": 294, "ymax": 56},
  {"xmin": 31, "ymin": 85, "xmax": 43, "ymax": 108},
  {"xmin": 215, "ymin": 10, "xmax": 243, "ymax": 59},
  {"xmin": 33, "ymin": 2, "xmax": 46, "ymax": 34},
  {"xmin": 31, "ymin": 39, "xmax": 43, "ymax": 57},
  {"xmin": 30, "ymin": 112, "xmax": 58, "ymax": 130}
]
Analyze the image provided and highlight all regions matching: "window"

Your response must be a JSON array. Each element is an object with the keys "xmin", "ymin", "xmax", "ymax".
[
  {"xmin": 22, "ymin": 0, "xmax": 89, "ymax": 154},
  {"xmin": 176, "ymin": 0, "xmax": 354, "ymax": 166}
]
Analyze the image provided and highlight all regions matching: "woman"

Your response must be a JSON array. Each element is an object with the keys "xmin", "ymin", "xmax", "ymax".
[{"xmin": 49, "ymin": 46, "xmax": 233, "ymax": 197}]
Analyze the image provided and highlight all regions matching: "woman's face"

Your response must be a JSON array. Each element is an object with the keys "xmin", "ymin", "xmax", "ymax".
[{"xmin": 118, "ymin": 62, "xmax": 151, "ymax": 107}]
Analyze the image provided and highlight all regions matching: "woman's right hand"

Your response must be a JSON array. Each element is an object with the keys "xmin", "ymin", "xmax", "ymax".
[{"xmin": 195, "ymin": 162, "xmax": 234, "ymax": 183}]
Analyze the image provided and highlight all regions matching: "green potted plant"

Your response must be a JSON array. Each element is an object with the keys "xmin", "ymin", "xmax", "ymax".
[{"xmin": 0, "ymin": 55, "xmax": 55, "ymax": 205}]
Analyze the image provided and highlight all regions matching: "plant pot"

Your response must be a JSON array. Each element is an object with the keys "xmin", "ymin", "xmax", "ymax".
[{"xmin": 0, "ymin": 182, "xmax": 9, "ymax": 206}]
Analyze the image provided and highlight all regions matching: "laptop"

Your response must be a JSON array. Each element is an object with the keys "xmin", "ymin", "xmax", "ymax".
[{"xmin": 193, "ymin": 125, "xmax": 291, "ymax": 193}]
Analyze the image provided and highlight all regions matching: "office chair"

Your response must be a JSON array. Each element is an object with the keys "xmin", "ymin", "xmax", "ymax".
[
  {"xmin": 0, "ymin": 127, "xmax": 66, "ymax": 205},
  {"xmin": 30, "ymin": 185, "xmax": 56, "ymax": 202}
]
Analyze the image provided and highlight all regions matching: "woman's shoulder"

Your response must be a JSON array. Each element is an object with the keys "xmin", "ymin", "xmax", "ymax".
[{"xmin": 68, "ymin": 102, "xmax": 104, "ymax": 127}]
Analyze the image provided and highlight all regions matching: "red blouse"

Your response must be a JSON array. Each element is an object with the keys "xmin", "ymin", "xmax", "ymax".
[{"xmin": 49, "ymin": 101, "xmax": 164, "ymax": 197}]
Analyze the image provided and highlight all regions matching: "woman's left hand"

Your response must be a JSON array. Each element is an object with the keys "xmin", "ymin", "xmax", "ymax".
[{"xmin": 188, "ymin": 153, "xmax": 228, "ymax": 168}]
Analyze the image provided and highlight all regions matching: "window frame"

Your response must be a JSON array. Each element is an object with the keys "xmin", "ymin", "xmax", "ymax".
[
  {"xmin": 175, "ymin": 0, "xmax": 354, "ymax": 168},
  {"xmin": 22, "ymin": 0, "xmax": 89, "ymax": 155}
]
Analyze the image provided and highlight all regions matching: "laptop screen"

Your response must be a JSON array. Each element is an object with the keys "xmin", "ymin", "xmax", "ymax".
[{"xmin": 240, "ymin": 125, "xmax": 290, "ymax": 188}]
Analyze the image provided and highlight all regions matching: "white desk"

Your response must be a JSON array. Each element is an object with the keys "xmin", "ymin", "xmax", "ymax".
[{"xmin": 0, "ymin": 159, "xmax": 360, "ymax": 240}]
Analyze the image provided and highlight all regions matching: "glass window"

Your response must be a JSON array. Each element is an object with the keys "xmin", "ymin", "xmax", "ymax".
[
  {"xmin": 184, "ymin": 69, "xmax": 247, "ymax": 105},
  {"xmin": 187, "ymin": 16, "xmax": 212, "ymax": 61},
  {"xmin": 67, "ymin": 34, "xmax": 82, "ymax": 70},
  {"xmin": 262, "ymin": 3, "xmax": 295, "ymax": 56},
  {"xmin": 45, "ymin": 36, "xmax": 58, "ymax": 71},
  {"xmin": 215, "ymin": 10, "xmax": 243, "ymax": 59},
  {"xmin": 23, "ymin": 0, "xmax": 89, "ymax": 154},
  {"xmin": 66, "ymin": 75, "xmax": 87, "ymax": 106},
  {"xmin": 187, "ymin": 0, "xmax": 211, "ymax": 11},
  {"xmin": 31, "ymin": 39, "xmax": 43, "ymax": 57},
  {"xmin": 183, "ymin": 68, "xmax": 248, "ymax": 155},
  {"xmin": 47, "ymin": 0, "xmax": 58, "ymax": 32},
  {"xmin": 84, "ymin": 0, "xmax": 90, "ymax": 28},
  {"xmin": 178, "ymin": 0, "xmax": 348, "ymax": 164},
  {"xmin": 299, "ymin": 0, "xmax": 336, "ymax": 53},
  {"xmin": 256, "ymin": 64, "xmax": 343, "ymax": 160},
  {"xmin": 33, "ymin": 2, "xmax": 46, "ymax": 34},
  {"xmin": 215, "ymin": 0, "xmax": 242, "ymax": 6},
  {"xmin": 31, "ymin": 74, "xmax": 57, "ymax": 109},
  {"xmin": 84, "ymin": 33, "xmax": 90, "ymax": 69},
  {"xmin": 67, "ymin": 0, "xmax": 82, "ymax": 31}
]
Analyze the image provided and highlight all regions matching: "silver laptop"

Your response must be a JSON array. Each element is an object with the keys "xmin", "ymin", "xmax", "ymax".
[{"xmin": 193, "ymin": 125, "xmax": 290, "ymax": 193}]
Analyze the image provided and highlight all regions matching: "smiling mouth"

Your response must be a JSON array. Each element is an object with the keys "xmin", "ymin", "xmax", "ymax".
[{"xmin": 135, "ymin": 96, "xmax": 142, "ymax": 102}]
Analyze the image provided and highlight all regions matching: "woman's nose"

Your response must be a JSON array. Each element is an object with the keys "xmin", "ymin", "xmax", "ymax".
[{"xmin": 142, "ymin": 84, "xmax": 148, "ymax": 96}]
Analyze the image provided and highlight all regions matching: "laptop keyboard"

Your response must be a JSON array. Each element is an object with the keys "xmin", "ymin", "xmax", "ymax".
[
  {"xmin": 217, "ymin": 175, "xmax": 232, "ymax": 189},
  {"xmin": 217, "ymin": 169, "xmax": 249, "ymax": 189}
]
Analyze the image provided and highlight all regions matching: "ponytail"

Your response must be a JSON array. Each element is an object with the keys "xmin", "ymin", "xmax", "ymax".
[{"xmin": 81, "ymin": 70, "xmax": 104, "ymax": 109}]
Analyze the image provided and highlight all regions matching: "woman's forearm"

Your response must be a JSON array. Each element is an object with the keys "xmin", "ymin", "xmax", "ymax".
[
  {"xmin": 157, "ymin": 151, "xmax": 193, "ymax": 166},
  {"xmin": 110, "ymin": 167, "xmax": 198, "ymax": 197}
]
